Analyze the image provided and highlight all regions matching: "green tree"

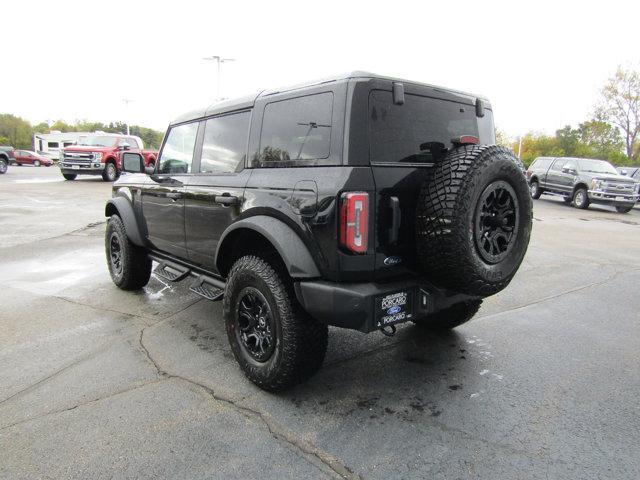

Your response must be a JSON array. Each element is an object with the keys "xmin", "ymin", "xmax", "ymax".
[
  {"xmin": 0, "ymin": 114, "xmax": 33, "ymax": 149},
  {"xmin": 596, "ymin": 66, "xmax": 640, "ymax": 162},
  {"xmin": 49, "ymin": 119, "xmax": 72, "ymax": 132}
]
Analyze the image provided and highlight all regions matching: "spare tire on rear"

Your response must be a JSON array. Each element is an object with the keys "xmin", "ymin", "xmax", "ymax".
[{"xmin": 416, "ymin": 145, "xmax": 532, "ymax": 297}]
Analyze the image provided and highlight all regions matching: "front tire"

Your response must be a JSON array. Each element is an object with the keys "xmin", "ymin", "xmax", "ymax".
[
  {"xmin": 102, "ymin": 162, "xmax": 118, "ymax": 182},
  {"xmin": 105, "ymin": 215, "xmax": 151, "ymax": 290},
  {"xmin": 34, "ymin": 160, "xmax": 41, "ymax": 167},
  {"xmin": 529, "ymin": 180, "xmax": 542, "ymax": 199},
  {"xmin": 223, "ymin": 255, "xmax": 328, "ymax": 391},
  {"xmin": 572, "ymin": 187, "xmax": 589, "ymax": 209},
  {"xmin": 615, "ymin": 205, "xmax": 633, "ymax": 214},
  {"xmin": 62, "ymin": 173, "xmax": 77, "ymax": 181},
  {"xmin": 413, "ymin": 300, "xmax": 482, "ymax": 330},
  {"xmin": 0, "ymin": 160, "xmax": 7, "ymax": 174}
]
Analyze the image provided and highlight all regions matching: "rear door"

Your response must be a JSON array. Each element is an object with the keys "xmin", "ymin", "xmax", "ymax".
[
  {"xmin": 367, "ymin": 88, "xmax": 496, "ymax": 280},
  {"xmin": 184, "ymin": 110, "xmax": 252, "ymax": 270},
  {"xmin": 141, "ymin": 121, "xmax": 199, "ymax": 258}
]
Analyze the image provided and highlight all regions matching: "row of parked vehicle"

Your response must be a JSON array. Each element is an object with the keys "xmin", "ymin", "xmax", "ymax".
[
  {"xmin": 0, "ymin": 134, "xmax": 158, "ymax": 181},
  {"xmin": 526, "ymin": 156, "xmax": 640, "ymax": 213}
]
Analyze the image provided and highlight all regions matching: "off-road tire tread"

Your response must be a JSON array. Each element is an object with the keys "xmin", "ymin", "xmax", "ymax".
[
  {"xmin": 413, "ymin": 299, "xmax": 483, "ymax": 330},
  {"xmin": 224, "ymin": 255, "xmax": 328, "ymax": 392},
  {"xmin": 416, "ymin": 145, "xmax": 531, "ymax": 296},
  {"xmin": 105, "ymin": 215, "xmax": 152, "ymax": 290}
]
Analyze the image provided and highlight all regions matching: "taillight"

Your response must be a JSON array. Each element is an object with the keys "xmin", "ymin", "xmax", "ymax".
[{"xmin": 339, "ymin": 192, "xmax": 369, "ymax": 254}]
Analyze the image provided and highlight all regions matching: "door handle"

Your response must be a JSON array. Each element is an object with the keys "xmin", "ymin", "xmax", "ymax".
[
  {"xmin": 166, "ymin": 192, "xmax": 183, "ymax": 200},
  {"xmin": 214, "ymin": 195, "xmax": 239, "ymax": 206}
]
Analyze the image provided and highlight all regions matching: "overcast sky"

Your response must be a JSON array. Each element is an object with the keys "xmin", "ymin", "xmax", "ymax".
[{"xmin": 3, "ymin": 0, "xmax": 639, "ymax": 137}]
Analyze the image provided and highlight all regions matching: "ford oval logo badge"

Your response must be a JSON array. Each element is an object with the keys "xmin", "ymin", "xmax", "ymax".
[
  {"xmin": 384, "ymin": 256, "xmax": 402, "ymax": 266},
  {"xmin": 387, "ymin": 305, "xmax": 402, "ymax": 315}
]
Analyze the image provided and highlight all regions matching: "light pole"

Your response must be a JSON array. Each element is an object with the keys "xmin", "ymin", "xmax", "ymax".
[
  {"xmin": 202, "ymin": 55, "xmax": 235, "ymax": 100},
  {"xmin": 122, "ymin": 98, "xmax": 133, "ymax": 135}
]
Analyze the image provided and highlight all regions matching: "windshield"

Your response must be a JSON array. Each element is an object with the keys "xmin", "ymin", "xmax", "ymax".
[
  {"xmin": 577, "ymin": 159, "xmax": 618, "ymax": 175},
  {"xmin": 78, "ymin": 136, "xmax": 119, "ymax": 147}
]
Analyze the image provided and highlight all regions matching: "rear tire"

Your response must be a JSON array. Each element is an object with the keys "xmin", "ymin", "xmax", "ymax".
[
  {"xmin": 413, "ymin": 300, "xmax": 482, "ymax": 330},
  {"xmin": 105, "ymin": 215, "xmax": 151, "ymax": 290},
  {"xmin": 615, "ymin": 205, "xmax": 633, "ymax": 214},
  {"xmin": 102, "ymin": 162, "xmax": 118, "ymax": 182},
  {"xmin": 572, "ymin": 187, "xmax": 589, "ymax": 209},
  {"xmin": 223, "ymin": 255, "xmax": 328, "ymax": 391},
  {"xmin": 0, "ymin": 160, "xmax": 7, "ymax": 174},
  {"xmin": 416, "ymin": 145, "xmax": 532, "ymax": 297},
  {"xmin": 529, "ymin": 180, "xmax": 542, "ymax": 199},
  {"xmin": 63, "ymin": 173, "xmax": 77, "ymax": 180}
]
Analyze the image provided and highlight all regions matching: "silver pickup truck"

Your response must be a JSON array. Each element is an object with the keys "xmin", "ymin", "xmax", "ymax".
[{"xmin": 526, "ymin": 156, "xmax": 639, "ymax": 213}]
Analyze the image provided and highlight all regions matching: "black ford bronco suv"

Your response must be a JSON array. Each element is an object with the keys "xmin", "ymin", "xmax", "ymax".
[{"xmin": 105, "ymin": 72, "xmax": 532, "ymax": 391}]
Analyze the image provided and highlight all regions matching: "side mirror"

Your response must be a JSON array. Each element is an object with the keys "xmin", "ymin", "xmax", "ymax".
[
  {"xmin": 122, "ymin": 152, "xmax": 144, "ymax": 173},
  {"xmin": 562, "ymin": 167, "xmax": 576, "ymax": 175}
]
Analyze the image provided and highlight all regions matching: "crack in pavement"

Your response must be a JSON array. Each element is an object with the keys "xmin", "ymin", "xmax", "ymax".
[
  {"xmin": 0, "ymin": 378, "xmax": 167, "ymax": 432},
  {"xmin": 0, "ymin": 338, "xmax": 120, "ymax": 406},
  {"xmin": 138, "ymin": 323, "xmax": 361, "ymax": 480}
]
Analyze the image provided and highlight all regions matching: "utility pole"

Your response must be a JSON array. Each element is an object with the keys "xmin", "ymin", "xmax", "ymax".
[
  {"xmin": 202, "ymin": 55, "xmax": 235, "ymax": 100},
  {"xmin": 122, "ymin": 98, "xmax": 133, "ymax": 135},
  {"xmin": 517, "ymin": 136, "xmax": 523, "ymax": 158}
]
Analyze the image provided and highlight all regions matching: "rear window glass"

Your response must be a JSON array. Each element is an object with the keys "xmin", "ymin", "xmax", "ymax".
[
  {"xmin": 369, "ymin": 90, "xmax": 494, "ymax": 164},
  {"xmin": 255, "ymin": 92, "xmax": 333, "ymax": 167}
]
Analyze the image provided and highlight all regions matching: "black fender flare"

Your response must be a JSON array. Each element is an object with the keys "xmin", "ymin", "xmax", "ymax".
[
  {"xmin": 105, "ymin": 197, "xmax": 145, "ymax": 246},
  {"xmin": 215, "ymin": 216, "xmax": 320, "ymax": 279}
]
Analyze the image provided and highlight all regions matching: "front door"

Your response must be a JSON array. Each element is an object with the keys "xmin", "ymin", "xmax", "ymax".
[
  {"xmin": 184, "ymin": 111, "xmax": 252, "ymax": 271},
  {"xmin": 141, "ymin": 121, "xmax": 199, "ymax": 258}
]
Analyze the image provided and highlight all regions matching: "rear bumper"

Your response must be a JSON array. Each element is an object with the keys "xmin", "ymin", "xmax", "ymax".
[{"xmin": 294, "ymin": 276, "xmax": 477, "ymax": 333}]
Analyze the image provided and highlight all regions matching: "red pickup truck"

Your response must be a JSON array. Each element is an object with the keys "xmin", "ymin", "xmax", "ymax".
[{"xmin": 59, "ymin": 134, "xmax": 158, "ymax": 181}]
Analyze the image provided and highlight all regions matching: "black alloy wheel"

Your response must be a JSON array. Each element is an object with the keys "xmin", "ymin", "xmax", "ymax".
[
  {"xmin": 236, "ymin": 287, "xmax": 276, "ymax": 362},
  {"xmin": 109, "ymin": 232, "xmax": 123, "ymax": 278},
  {"xmin": 474, "ymin": 180, "xmax": 519, "ymax": 264}
]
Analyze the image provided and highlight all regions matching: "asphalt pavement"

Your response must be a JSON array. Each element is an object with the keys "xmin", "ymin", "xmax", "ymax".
[{"xmin": 1, "ymin": 165, "xmax": 639, "ymax": 479}]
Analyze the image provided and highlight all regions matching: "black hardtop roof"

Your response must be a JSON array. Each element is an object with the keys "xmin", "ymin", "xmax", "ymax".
[{"xmin": 170, "ymin": 71, "xmax": 490, "ymax": 126}]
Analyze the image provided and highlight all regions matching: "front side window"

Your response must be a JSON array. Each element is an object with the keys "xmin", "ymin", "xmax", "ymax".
[
  {"xmin": 158, "ymin": 122, "xmax": 198, "ymax": 174},
  {"xmin": 369, "ymin": 90, "xmax": 486, "ymax": 164},
  {"xmin": 256, "ymin": 92, "xmax": 333, "ymax": 167},
  {"xmin": 124, "ymin": 137, "xmax": 140, "ymax": 149},
  {"xmin": 200, "ymin": 111, "xmax": 250, "ymax": 173},
  {"xmin": 533, "ymin": 158, "xmax": 552, "ymax": 170},
  {"xmin": 562, "ymin": 160, "xmax": 577, "ymax": 171}
]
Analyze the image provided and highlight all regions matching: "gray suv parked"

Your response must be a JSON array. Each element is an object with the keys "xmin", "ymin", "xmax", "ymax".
[{"xmin": 527, "ymin": 156, "xmax": 639, "ymax": 213}]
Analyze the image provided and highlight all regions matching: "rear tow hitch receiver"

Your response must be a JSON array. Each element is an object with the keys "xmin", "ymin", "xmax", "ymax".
[{"xmin": 380, "ymin": 324, "xmax": 397, "ymax": 337}]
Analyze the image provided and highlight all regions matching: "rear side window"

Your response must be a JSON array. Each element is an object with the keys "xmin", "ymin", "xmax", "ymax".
[
  {"xmin": 200, "ymin": 111, "xmax": 250, "ymax": 173},
  {"xmin": 158, "ymin": 122, "xmax": 198, "ymax": 174},
  {"xmin": 255, "ymin": 92, "xmax": 333, "ymax": 167},
  {"xmin": 369, "ymin": 90, "xmax": 490, "ymax": 164}
]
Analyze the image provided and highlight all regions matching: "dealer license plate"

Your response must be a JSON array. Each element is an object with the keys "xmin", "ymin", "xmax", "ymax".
[{"xmin": 376, "ymin": 290, "xmax": 413, "ymax": 327}]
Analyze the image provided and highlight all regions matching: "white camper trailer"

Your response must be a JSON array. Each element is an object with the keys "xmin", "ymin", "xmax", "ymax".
[{"xmin": 33, "ymin": 132, "xmax": 90, "ymax": 161}]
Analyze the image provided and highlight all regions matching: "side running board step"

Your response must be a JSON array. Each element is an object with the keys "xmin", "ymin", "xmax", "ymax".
[
  {"xmin": 153, "ymin": 261, "xmax": 190, "ymax": 282},
  {"xmin": 189, "ymin": 276, "xmax": 225, "ymax": 302}
]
